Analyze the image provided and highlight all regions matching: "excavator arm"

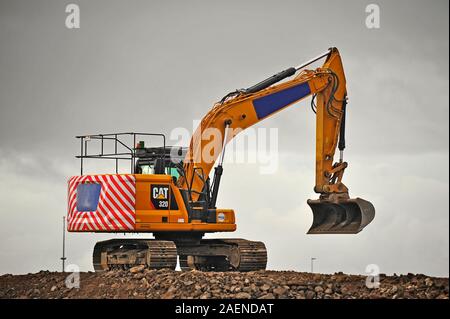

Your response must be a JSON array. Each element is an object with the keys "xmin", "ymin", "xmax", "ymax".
[{"xmin": 178, "ymin": 48, "xmax": 375, "ymax": 234}]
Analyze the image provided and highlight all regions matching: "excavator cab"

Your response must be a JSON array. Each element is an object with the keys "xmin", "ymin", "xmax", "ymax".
[
  {"xmin": 307, "ymin": 197, "xmax": 375, "ymax": 234},
  {"xmin": 134, "ymin": 145, "xmax": 187, "ymax": 178}
]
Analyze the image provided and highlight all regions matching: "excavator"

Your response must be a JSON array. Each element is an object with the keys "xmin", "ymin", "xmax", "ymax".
[{"xmin": 67, "ymin": 47, "xmax": 375, "ymax": 272}]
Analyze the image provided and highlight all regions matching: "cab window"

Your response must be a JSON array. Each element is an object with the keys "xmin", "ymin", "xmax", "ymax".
[
  {"xmin": 139, "ymin": 164, "xmax": 155, "ymax": 174},
  {"xmin": 165, "ymin": 167, "xmax": 180, "ymax": 179}
]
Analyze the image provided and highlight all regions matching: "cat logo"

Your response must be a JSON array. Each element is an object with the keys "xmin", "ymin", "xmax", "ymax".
[
  {"xmin": 153, "ymin": 186, "xmax": 168, "ymax": 200},
  {"xmin": 151, "ymin": 185, "xmax": 170, "ymax": 210}
]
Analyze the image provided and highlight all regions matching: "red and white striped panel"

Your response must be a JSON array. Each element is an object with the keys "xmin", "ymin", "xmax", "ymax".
[{"xmin": 67, "ymin": 174, "xmax": 136, "ymax": 232}]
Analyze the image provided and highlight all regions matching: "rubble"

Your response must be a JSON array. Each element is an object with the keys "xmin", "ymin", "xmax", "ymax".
[{"xmin": 0, "ymin": 270, "xmax": 447, "ymax": 299}]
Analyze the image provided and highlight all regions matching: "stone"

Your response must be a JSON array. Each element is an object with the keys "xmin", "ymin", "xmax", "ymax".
[
  {"xmin": 296, "ymin": 291, "xmax": 306, "ymax": 299},
  {"xmin": 305, "ymin": 290, "xmax": 316, "ymax": 299},
  {"xmin": 161, "ymin": 290, "xmax": 175, "ymax": 299},
  {"xmin": 200, "ymin": 292, "xmax": 211, "ymax": 299},
  {"xmin": 129, "ymin": 265, "xmax": 145, "ymax": 274},
  {"xmin": 273, "ymin": 287, "xmax": 287, "ymax": 296},
  {"xmin": 314, "ymin": 286, "xmax": 324, "ymax": 293},
  {"xmin": 258, "ymin": 293, "xmax": 275, "ymax": 299},
  {"xmin": 235, "ymin": 292, "xmax": 251, "ymax": 299},
  {"xmin": 261, "ymin": 284, "xmax": 271, "ymax": 291}
]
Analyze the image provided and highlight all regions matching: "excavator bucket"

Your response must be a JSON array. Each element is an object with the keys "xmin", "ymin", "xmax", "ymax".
[{"xmin": 307, "ymin": 197, "xmax": 375, "ymax": 234}]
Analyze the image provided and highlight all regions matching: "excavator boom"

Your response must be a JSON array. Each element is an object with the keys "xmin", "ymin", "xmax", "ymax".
[{"xmin": 178, "ymin": 47, "xmax": 375, "ymax": 234}]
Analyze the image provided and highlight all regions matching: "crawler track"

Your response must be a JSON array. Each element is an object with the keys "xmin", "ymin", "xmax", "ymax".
[
  {"xmin": 177, "ymin": 238, "xmax": 267, "ymax": 272},
  {"xmin": 93, "ymin": 238, "xmax": 267, "ymax": 272},
  {"xmin": 222, "ymin": 239, "xmax": 268, "ymax": 271},
  {"xmin": 93, "ymin": 239, "xmax": 177, "ymax": 272}
]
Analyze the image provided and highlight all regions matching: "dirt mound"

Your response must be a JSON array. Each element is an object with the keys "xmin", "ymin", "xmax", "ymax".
[{"xmin": 0, "ymin": 268, "xmax": 448, "ymax": 299}]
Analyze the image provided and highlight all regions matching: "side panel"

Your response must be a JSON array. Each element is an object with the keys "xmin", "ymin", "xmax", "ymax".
[
  {"xmin": 67, "ymin": 174, "xmax": 136, "ymax": 232},
  {"xmin": 134, "ymin": 174, "xmax": 189, "ymax": 230}
]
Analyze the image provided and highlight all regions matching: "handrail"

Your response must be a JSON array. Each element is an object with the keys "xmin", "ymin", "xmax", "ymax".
[{"xmin": 76, "ymin": 132, "xmax": 166, "ymax": 175}]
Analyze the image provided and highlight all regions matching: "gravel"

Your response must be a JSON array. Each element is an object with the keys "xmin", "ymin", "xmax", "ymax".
[{"xmin": 0, "ymin": 269, "xmax": 448, "ymax": 299}]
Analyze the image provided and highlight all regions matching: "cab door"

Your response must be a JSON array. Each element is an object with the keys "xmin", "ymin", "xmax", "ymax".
[
  {"xmin": 148, "ymin": 181, "xmax": 187, "ymax": 223},
  {"xmin": 134, "ymin": 173, "xmax": 188, "ymax": 231},
  {"xmin": 135, "ymin": 175, "xmax": 172, "ymax": 227}
]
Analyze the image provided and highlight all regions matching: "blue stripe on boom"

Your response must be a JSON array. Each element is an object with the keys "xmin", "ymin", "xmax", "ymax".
[{"xmin": 252, "ymin": 82, "xmax": 311, "ymax": 119}]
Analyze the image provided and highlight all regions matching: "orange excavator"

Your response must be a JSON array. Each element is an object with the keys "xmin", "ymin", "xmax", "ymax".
[{"xmin": 68, "ymin": 47, "xmax": 375, "ymax": 271}]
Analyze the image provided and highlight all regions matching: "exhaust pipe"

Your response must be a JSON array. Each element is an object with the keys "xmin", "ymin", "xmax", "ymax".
[{"xmin": 307, "ymin": 197, "xmax": 375, "ymax": 234}]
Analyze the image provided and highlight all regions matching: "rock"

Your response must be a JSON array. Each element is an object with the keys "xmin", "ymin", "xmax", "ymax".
[
  {"xmin": 314, "ymin": 286, "xmax": 324, "ymax": 293},
  {"xmin": 425, "ymin": 291, "xmax": 438, "ymax": 299},
  {"xmin": 129, "ymin": 265, "xmax": 145, "ymax": 274},
  {"xmin": 258, "ymin": 293, "xmax": 275, "ymax": 299},
  {"xmin": 273, "ymin": 287, "xmax": 287, "ymax": 296},
  {"xmin": 243, "ymin": 287, "xmax": 252, "ymax": 293},
  {"xmin": 425, "ymin": 278, "xmax": 434, "ymax": 287},
  {"xmin": 200, "ymin": 292, "xmax": 211, "ymax": 299},
  {"xmin": 133, "ymin": 273, "xmax": 145, "ymax": 280},
  {"xmin": 260, "ymin": 284, "xmax": 270, "ymax": 291},
  {"xmin": 161, "ymin": 290, "xmax": 175, "ymax": 299},
  {"xmin": 325, "ymin": 288, "xmax": 333, "ymax": 294},
  {"xmin": 235, "ymin": 292, "xmax": 251, "ymax": 299},
  {"xmin": 396, "ymin": 286, "xmax": 405, "ymax": 298},
  {"xmin": 183, "ymin": 280, "xmax": 194, "ymax": 286},
  {"xmin": 296, "ymin": 291, "xmax": 306, "ymax": 299},
  {"xmin": 50, "ymin": 286, "xmax": 58, "ymax": 292},
  {"xmin": 305, "ymin": 290, "xmax": 316, "ymax": 299},
  {"xmin": 140, "ymin": 278, "xmax": 150, "ymax": 288}
]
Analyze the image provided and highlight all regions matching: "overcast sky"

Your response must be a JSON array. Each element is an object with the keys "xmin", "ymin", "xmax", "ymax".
[{"xmin": 0, "ymin": 0, "xmax": 448, "ymax": 277}]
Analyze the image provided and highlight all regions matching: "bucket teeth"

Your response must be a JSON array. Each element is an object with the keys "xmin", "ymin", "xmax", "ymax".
[{"xmin": 307, "ymin": 197, "xmax": 375, "ymax": 234}]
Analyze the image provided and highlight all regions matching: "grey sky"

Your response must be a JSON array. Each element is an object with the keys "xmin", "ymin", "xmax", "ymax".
[{"xmin": 0, "ymin": 0, "xmax": 448, "ymax": 276}]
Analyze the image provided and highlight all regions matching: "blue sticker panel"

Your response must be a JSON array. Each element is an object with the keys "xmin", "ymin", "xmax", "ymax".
[
  {"xmin": 252, "ymin": 82, "xmax": 311, "ymax": 119},
  {"xmin": 76, "ymin": 183, "xmax": 101, "ymax": 212}
]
